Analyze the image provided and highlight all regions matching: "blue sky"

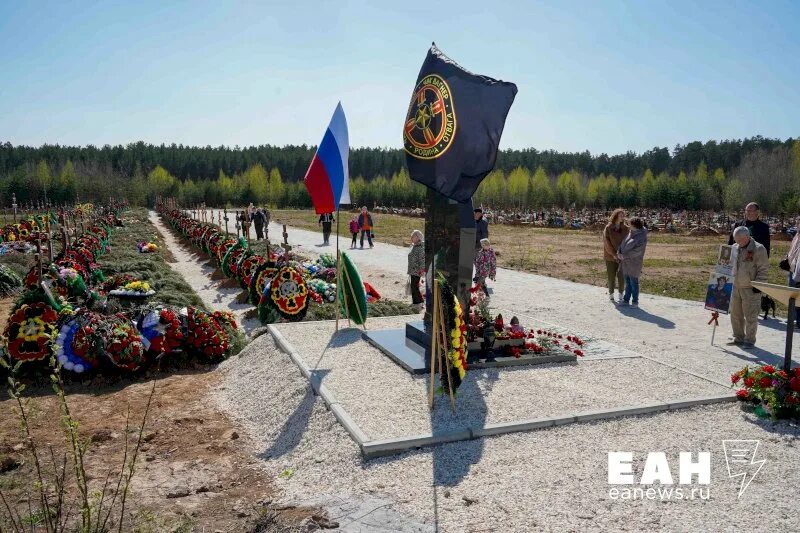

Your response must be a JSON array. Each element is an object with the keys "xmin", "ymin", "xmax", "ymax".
[{"xmin": 1, "ymin": 0, "xmax": 798, "ymax": 154}]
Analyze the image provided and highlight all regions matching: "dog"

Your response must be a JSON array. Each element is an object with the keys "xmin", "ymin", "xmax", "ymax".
[{"xmin": 761, "ymin": 294, "xmax": 776, "ymax": 320}]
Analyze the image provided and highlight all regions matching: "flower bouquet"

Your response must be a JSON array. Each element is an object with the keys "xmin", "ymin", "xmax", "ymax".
[
  {"xmin": 137, "ymin": 241, "xmax": 158, "ymax": 253},
  {"xmin": 109, "ymin": 280, "xmax": 155, "ymax": 298},
  {"xmin": 104, "ymin": 314, "xmax": 147, "ymax": 371},
  {"xmin": 186, "ymin": 307, "xmax": 231, "ymax": 363},
  {"xmin": 138, "ymin": 306, "xmax": 187, "ymax": 356},
  {"xmin": 732, "ymin": 364, "xmax": 800, "ymax": 419}
]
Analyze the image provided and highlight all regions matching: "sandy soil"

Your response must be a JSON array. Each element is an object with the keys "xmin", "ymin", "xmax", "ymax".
[{"xmin": 0, "ymin": 370, "xmax": 323, "ymax": 531}]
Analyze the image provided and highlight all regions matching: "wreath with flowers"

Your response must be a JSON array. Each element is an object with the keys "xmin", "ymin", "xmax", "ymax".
[
  {"xmin": 4, "ymin": 225, "xmax": 20, "ymax": 242},
  {"xmin": 215, "ymin": 238, "xmax": 237, "ymax": 264},
  {"xmin": 221, "ymin": 239, "xmax": 248, "ymax": 278},
  {"xmin": 249, "ymin": 262, "xmax": 278, "ymax": 305},
  {"xmin": 268, "ymin": 266, "xmax": 309, "ymax": 320},
  {"xmin": 17, "ymin": 221, "xmax": 32, "ymax": 241},
  {"xmin": 55, "ymin": 313, "xmax": 104, "ymax": 373},
  {"xmin": 137, "ymin": 306, "xmax": 187, "ymax": 356},
  {"xmin": 4, "ymin": 302, "xmax": 59, "ymax": 362},
  {"xmin": 438, "ymin": 276, "xmax": 467, "ymax": 391},
  {"xmin": 238, "ymin": 254, "xmax": 265, "ymax": 290},
  {"xmin": 104, "ymin": 314, "xmax": 147, "ymax": 371},
  {"xmin": 186, "ymin": 307, "xmax": 230, "ymax": 362}
]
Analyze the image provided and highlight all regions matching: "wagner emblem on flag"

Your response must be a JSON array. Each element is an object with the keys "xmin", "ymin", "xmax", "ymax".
[{"xmin": 403, "ymin": 74, "xmax": 456, "ymax": 160}]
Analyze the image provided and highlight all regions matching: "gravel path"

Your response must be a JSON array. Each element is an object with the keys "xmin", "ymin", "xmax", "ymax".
[
  {"xmin": 214, "ymin": 333, "xmax": 800, "ymax": 532},
  {"xmin": 275, "ymin": 318, "xmax": 729, "ymax": 440},
  {"xmin": 149, "ymin": 211, "xmax": 261, "ymax": 334}
]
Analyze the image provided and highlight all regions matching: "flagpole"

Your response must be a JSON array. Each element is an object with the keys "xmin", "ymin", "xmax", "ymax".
[{"xmin": 335, "ymin": 208, "xmax": 341, "ymax": 332}]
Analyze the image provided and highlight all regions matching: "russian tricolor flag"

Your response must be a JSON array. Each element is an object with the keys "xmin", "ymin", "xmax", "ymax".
[{"xmin": 303, "ymin": 102, "xmax": 350, "ymax": 214}]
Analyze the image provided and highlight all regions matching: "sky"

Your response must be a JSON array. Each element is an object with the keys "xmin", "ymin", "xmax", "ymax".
[{"xmin": 1, "ymin": 0, "xmax": 798, "ymax": 155}]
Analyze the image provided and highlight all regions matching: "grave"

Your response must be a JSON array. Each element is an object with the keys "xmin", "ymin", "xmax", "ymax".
[{"xmin": 364, "ymin": 189, "xmax": 576, "ymax": 373}]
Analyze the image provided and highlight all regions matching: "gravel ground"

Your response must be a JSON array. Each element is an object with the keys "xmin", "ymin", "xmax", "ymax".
[
  {"xmin": 275, "ymin": 318, "xmax": 730, "ymax": 440},
  {"xmin": 150, "ymin": 211, "xmax": 262, "ymax": 335},
  {"xmin": 214, "ymin": 333, "xmax": 800, "ymax": 532}
]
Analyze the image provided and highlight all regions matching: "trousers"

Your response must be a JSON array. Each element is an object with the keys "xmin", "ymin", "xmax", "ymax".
[
  {"xmin": 606, "ymin": 260, "xmax": 623, "ymax": 294},
  {"xmin": 730, "ymin": 287, "xmax": 761, "ymax": 343}
]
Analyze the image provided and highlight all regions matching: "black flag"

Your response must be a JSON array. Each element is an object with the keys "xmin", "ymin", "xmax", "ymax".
[{"xmin": 403, "ymin": 43, "xmax": 517, "ymax": 203}]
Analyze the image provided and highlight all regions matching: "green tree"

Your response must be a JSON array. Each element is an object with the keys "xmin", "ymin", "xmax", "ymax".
[
  {"xmin": 30, "ymin": 160, "xmax": 52, "ymax": 202},
  {"xmin": 528, "ymin": 166, "xmax": 553, "ymax": 208},
  {"xmin": 618, "ymin": 177, "xmax": 638, "ymax": 207},
  {"xmin": 724, "ymin": 179, "xmax": 746, "ymax": 211},
  {"xmin": 639, "ymin": 169, "xmax": 657, "ymax": 207},
  {"xmin": 146, "ymin": 165, "xmax": 176, "ymax": 205},
  {"xmin": 56, "ymin": 160, "xmax": 77, "ymax": 203},
  {"xmin": 555, "ymin": 170, "xmax": 583, "ymax": 207},
  {"xmin": 506, "ymin": 167, "xmax": 530, "ymax": 208},
  {"xmin": 267, "ymin": 167, "xmax": 285, "ymax": 206},
  {"xmin": 242, "ymin": 164, "xmax": 268, "ymax": 204}
]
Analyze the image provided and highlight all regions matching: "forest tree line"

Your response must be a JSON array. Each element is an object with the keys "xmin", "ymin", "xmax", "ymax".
[{"xmin": 1, "ymin": 137, "xmax": 799, "ymax": 213}]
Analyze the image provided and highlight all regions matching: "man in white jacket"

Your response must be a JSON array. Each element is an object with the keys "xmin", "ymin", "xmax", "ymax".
[{"xmin": 728, "ymin": 226, "xmax": 769, "ymax": 348}]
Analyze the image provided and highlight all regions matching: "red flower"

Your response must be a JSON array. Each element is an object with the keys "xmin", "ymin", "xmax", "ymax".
[
  {"xmin": 790, "ymin": 377, "xmax": 800, "ymax": 392},
  {"xmin": 762, "ymin": 365, "xmax": 775, "ymax": 374},
  {"xmin": 758, "ymin": 376, "xmax": 772, "ymax": 388},
  {"xmin": 743, "ymin": 377, "xmax": 755, "ymax": 388},
  {"xmin": 730, "ymin": 373, "xmax": 741, "ymax": 384},
  {"xmin": 736, "ymin": 389, "xmax": 749, "ymax": 400},
  {"xmin": 574, "ymin": 349, "xmax": 584, "ymax": 357}
]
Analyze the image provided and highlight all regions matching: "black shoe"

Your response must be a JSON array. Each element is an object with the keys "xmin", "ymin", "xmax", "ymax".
[
  {"xmin": 726, "ymin": 340, "xmax": 743, "ymax": 346},
  {"xmin": 742, "ymin": 342, "xmax": 755, "ymax": 349}
]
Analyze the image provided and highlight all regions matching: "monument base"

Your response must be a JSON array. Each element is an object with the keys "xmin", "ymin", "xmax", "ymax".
[{"xmin": 363, "ymin": 320, "xmax": 577, "ymax": 375}]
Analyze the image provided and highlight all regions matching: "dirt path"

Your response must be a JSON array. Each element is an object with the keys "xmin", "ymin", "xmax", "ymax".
[{"xmin": 149, "ymin": 210, "xmax": 261, "ymax": 335}]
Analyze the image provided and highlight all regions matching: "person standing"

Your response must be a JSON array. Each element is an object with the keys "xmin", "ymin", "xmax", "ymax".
[
  {"xmin": 728, "ymin": 202, "xmax": 770, "ymax": 256},
  {"xmin": 617, "ymin": 217, "xmax": 648, "ymax": 307},
  {"xmin": 784, "ymin": 230, "xmax": 800, "ymax": 328},
  {"xmin": 252, "ymin": 208, "xmax": 266, "ymax": 240},
  {"xmin": 358, "ymin": 206, "xmax": 374, "ymax": 248},
  {"xmin": 348, "ymin": 216, "xmax": 359, "ymax": 249},
  {"xmin": 407, "ymin": 230, "xmax": 425, "ymax": 310},
  {"xmin": 728, "ymin": 226, "xmax": 769, "ymax": 347},
  {"xmin": 474, "ymin": 208, "xmax": 489, "ymax": 250},
  {"xmin": 474, "ymin": 238, "xmax": 497, "ymax": 295},
  {"xmin": 603, "ymin": 208, "xmax": 629, "ymax": 303},
  {"xmin": 319, "ymin": 212, "xmax": 334, "ymax": 245}
]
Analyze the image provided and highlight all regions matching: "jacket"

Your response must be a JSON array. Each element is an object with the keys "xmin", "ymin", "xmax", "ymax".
[
  {"xmin": 349, "ymin": 220, "xmax": 360, "ymax": 234},
  {"xmin": 733, "ymin": 238, "xmax": 769, "ymax": 289},
  {"xmin": 252, "ymin": 211, "xmax": 265, "ymax": 227},
  {"xmin": 358, "ymin": 213, "xmax": 373, "ymax": 230},
  {"xmin": 788, "ymin": 232, "xmax": 800, "ymax": 279},
  {"xmin": 475, "ymin": 217, "xmax": 489, "ymax": 247},
  {"xmin": 728, "ymin": 219, "xmax": 770, "ymax": 256},
  {"xmin": 603, "ymin": 224, "xmax": 630, "ymax": 262},
  {"xmin": 618, "ymin": 228, "xmax": 648, "ymax": 278},
  {"xmin": 407, "ymin": 242, "xmax": 425, "ymax": 276},
  {"xmin": 474, "ymin": 247, "xmax": 497, "ymax": 280},
  {"xmin": 319, "ymin": 213, "xmax": 334, "ymax": 224}
]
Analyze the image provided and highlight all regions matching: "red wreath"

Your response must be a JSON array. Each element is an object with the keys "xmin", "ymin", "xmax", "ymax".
[
  {"xmin": 269, "ymin": 267, "xmax": 309, "ymax": 317},
  {"xmin": 4, "ymin": 302, "xmax": 59, "ymax": 362}
]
